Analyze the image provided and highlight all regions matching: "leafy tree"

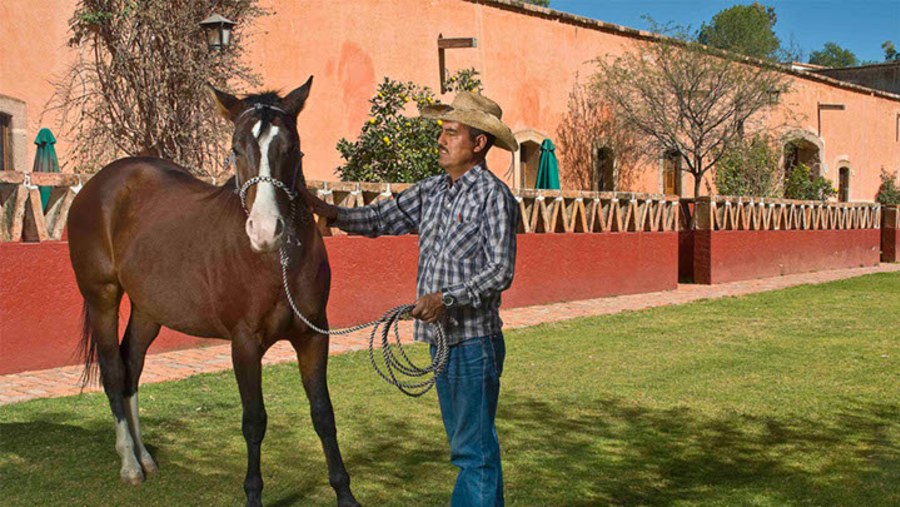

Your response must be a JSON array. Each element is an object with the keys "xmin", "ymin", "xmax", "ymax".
[
  {"xmin": 808, "ymin": 42, "xmax": 859, "ymax": 68},
  {"xmin": 783, "ymin": 164, "xmax": 836, "ymax": 201},
  {"xmin": 336, "ymin": 69, "xmax": 482, "ymax": 183},
  {"xmin": 696, "ymin": 3, "xmax": 780, "ymax": 60},
  {"xmin": 50, "ymin": 0, "xmax": 265, "ymax": 178},
  {"xmin": 714, "ymin": 135, "xmax": 780, "ymax": 197},
  {"xmin": 883, "ymin": 40, "xmax": 900, "ymax": 61},
  {"xmin": 593, "ymin": 38, "xmax": 792, "ymax": 197},
  {"xmin": 875, "ymin": 168, "xmax": 900, "ymax": 205}
]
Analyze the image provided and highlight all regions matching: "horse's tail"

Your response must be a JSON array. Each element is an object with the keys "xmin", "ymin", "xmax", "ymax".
[{"xmin": 76, "ymin": 301, "xmax": 99, "ymax": 388}]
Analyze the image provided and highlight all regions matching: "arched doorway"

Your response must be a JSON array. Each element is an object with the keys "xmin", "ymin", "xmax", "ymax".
[
  {"xmin": 519, "ymin": 140, "xmax": 541, "ymax": 188},
  {"xmin": 662, "ymin": 150, "xmax": 682, "ymax": 196},
  {"xmin": 781, "ymin": 130, "xmax": 825, "ymax": 188},
  {"xmin": 0, "ymin": 94, "xmax": 27, "ymax": 172},
  {"xmin": 593, "ymin": 146, "xmax": 615, "ymax": 191},
  {"xmin": 839, "ymin": 167, "xmax": 850, "ymax": 202},
  {"xmin": 784, "ymin": 139, "xmax": 821, "ymax": 174},
  {"xmin": 513, "ymin": 129, "xmax": 548, "ymax": 189}
]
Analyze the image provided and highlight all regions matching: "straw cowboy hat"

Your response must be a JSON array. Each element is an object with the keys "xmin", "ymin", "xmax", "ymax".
[{"xmin": 421, "ymin": 92, "xmax": 519, "ymax": 152}]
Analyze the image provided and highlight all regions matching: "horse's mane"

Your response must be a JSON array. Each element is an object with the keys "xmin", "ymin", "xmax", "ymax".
[{"xmin": 243, "ymin": 91, "xmax": 282, "ymax": 106}]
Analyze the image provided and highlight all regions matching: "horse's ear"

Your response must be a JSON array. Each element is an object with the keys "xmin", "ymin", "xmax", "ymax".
[
  {"xmin": 208, "ymin": 85, "xmax": 241, "ymax": 121},
  {"xmin": 284, "ymin": 76, "xmax": 313, "ymax": 116}
]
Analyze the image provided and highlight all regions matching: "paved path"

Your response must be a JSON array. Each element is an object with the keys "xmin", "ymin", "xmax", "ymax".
[{"xmin": 2, "ymin": 264, "xmax": 898, "ymax": 405}]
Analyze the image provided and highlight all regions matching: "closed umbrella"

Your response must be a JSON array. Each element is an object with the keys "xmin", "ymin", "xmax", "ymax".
[
  {"xmin": 33, "ymin": 128, "xmax": 60, "ymax": 210},
  {"xmin": 535, "ymin": 138, "xmax": 560, "ymax": 190}
]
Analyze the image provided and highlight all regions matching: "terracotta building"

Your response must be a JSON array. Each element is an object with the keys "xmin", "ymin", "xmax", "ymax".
[{"xmin": 2, "ymin": 0, "xmax": 899, "ymax": 200}]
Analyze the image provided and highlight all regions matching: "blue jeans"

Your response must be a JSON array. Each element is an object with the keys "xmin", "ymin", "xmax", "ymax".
[{"xmin": 431, "ymin": 334, "xmax": 506, "ymax": 507}]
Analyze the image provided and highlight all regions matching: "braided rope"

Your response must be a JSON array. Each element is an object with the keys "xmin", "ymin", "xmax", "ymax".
[{"xmin": 280, "ymin": 247, "xmax": 448, "ymax": 396}]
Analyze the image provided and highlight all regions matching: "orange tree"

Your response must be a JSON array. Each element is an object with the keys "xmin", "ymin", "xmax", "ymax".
[{"xmin": 336, "ymin": 69, "xmax": 482, "ymax": 183}]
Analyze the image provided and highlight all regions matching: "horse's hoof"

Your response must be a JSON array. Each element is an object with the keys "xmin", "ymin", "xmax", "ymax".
[
  {"xmin": 140, "ymin": 454, "xmax": 158, "ymax": 475},
  {"xmin": 338, "ymin": 495, "xmax": 361, "ymax": 507},
  {"xmin": 120, "ymin": 465, "xmax": 145, "ymax": 485}
]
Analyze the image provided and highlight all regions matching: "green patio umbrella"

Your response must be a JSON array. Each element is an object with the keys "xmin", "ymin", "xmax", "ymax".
[
  {"xmin": 33, "ymin": 128, "xmax": 60, "ymax": 210},
  {"xmin": 535, "ymin": 138, "xmax": 560, "ymax": 190}
]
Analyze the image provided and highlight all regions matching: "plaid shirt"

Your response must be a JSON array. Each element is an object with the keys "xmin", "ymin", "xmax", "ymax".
[{"xmin": 333, "ymin": 164, "xmax": 518, "ymax": 345}]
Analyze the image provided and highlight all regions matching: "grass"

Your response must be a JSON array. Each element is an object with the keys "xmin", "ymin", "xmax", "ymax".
[{"xmin": 1, "ymin": 272, "xmax": 898, "ymax": 506}]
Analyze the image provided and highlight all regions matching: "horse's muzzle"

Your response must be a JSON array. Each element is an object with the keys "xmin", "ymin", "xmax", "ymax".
[{"xmin": 246, "ymin": 216, "xmax": 285, "ymax": 253}]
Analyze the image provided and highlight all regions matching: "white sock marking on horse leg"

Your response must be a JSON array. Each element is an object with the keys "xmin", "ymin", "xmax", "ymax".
[
  {"xmin": 125, "ymin": 394, "xmax": 157, "ymax": 474},
  {"xmin": 115, "ymin": 417, "xmax": 144, "ymax": 484}
]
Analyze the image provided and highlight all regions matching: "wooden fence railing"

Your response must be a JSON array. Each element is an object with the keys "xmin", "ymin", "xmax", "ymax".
[
  {"xmin": 0, "ymin": 172, "xmax": 681, "ymax": 242},
  {"xmin": 692, "ymin": 195, "xmax": 881, "ymax": 231}
]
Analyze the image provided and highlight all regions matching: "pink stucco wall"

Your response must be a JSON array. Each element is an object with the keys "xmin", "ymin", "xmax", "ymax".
[{"xmin": 2, "ymin": 0, "xmax": 899, "ymax": 199}]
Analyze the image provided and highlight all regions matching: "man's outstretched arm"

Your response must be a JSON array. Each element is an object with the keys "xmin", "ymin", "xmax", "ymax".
[{"xmin": 300, "ymin": 184, "xmax": 424, "ymax": 238}]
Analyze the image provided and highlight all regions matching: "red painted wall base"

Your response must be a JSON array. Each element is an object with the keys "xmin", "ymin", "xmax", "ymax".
[
  {"xmin": 1, "ymin": 232, "xmax": 677, "ymax": 375},
  {"xmin": 882, "ymin": 227, "xmax": 897, "ymax": 263},
  {"xmin": 678, "ymin": 230, "xmax": 695, "ymax": 282},
  {"xmin": 693, "ymin": 229, "xmax": 881, "ymax": 284}
]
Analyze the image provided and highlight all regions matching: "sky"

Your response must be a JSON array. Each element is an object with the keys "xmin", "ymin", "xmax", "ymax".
[{"xmin": 549, "ymin": 0, "xmax": 900, "ymax": 64}]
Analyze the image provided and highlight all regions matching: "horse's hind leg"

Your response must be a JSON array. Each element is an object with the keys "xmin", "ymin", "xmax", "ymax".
[
  {"xmin": 292, "ymin": 329, "xmax": 360, "ymax": 507},
  {"xmin": 120, "ymin": 306, "xmax": 162, "ymax": 476},
  {"xmin": 87, "ymin": 285, "xmax": 145, "ymax": 485}
]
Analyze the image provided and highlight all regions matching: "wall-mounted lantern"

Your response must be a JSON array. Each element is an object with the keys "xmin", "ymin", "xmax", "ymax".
[{"xmin": 200, "ymin": 14, "xmax": 236, "ymax": 51}]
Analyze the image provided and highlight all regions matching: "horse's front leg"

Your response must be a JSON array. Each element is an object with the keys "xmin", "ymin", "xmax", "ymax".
[
  {"xmin": 232, "ymin": 335, "xmax": 267, "ymax": 507},
  {"xmin": 292, "ymin": 327, "xmax": 360, "ymax": 507}
]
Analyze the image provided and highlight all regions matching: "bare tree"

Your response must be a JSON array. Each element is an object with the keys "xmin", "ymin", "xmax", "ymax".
[
  {"xmin": 556, "ymin": 75, "xmax": 644, "ymax": 191},
  {"xmin": 592, "ymin": 38, "xmax": 793, "ymax": 196},
  {"xmin": 48, "ymin": 0, "xmax": 265, "ymax": 179}
]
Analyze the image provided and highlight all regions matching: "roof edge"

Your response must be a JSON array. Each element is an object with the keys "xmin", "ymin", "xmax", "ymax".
[{"xmin": 462, "ymin": 0, "xmax": 900, "ymax": 103}]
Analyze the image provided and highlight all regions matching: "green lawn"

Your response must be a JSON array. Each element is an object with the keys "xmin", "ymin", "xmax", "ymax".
[{"xmin": 2, "ymin": 273, "xmax": 898, "ymax": 506}]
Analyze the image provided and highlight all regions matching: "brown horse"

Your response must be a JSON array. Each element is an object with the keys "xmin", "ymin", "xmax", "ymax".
[{"xmin": 67, "ymin": 77, "xmax": 360, "ymax": 507}]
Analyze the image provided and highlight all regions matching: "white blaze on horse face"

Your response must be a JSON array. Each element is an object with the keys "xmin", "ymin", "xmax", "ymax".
[{"xmin": 246, "ymin": 121, "xmax": 284, "ymax": 252}]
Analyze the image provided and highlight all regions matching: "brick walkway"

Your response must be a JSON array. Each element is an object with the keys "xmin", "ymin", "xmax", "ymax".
[{"xmin": 2, "ymin": 263, "xmax": 898, "ymax": 405}]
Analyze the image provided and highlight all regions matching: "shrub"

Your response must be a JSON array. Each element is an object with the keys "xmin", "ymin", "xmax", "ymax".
[
  {"xmin": 714, "ymin": 136, "xmax": 780, "ymax": 197},
  {"xmin": 783, "ymin": 163, "xmax": 836, "ymax": 201},
  {"xmin": 875, "ymin": 168, "xmax": 900, "ymax": 205}
]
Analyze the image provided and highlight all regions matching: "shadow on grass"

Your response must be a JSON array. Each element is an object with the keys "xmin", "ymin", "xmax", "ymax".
[
  {"xmin": 1, "ymin": 395, "xmax": 897, "ymax": 506},
  {"xmin": 495, "ymin": 394, "xmax": 898, "ymax": 506}
]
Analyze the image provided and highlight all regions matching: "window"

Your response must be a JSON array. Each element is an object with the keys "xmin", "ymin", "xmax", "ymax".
[
  {"xmin": 594, "ymin": 146, "xmax": 615, "ymax": 191},
  {"xmin": 663, "ymin": 150, "xmax": 682, "ymax": 196},
  {"xmin": 0, "ymin": 113, "xmax": 11, "ymax": 171},
  {"xmin": 839, "ymin": 167, "xmax": 850, "ymax": 202}
]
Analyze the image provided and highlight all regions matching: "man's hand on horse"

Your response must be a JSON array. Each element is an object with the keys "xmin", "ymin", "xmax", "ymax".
[
  {"xmin": 411, "ymin": 292, "xmax": 445, "ymax": 323},
  {"xmin": 299, "ymin": 188, "xmax": 338, "ymax": 220}
]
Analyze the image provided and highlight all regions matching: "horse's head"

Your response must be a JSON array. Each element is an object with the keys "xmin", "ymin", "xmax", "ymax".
[{"xmin": 210, "ymin": 77, "xmax": 313, "ymax": 253}]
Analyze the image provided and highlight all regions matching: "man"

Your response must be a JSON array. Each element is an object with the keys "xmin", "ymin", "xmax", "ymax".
[{"xmin": 301, "ymin": 91, "xmax": 519, "ymax": 506}]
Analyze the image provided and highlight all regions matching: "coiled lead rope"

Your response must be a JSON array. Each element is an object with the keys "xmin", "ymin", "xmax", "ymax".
[{"xmin": 279, "ymin": 248, "xmax": 448, "ymax": 397}]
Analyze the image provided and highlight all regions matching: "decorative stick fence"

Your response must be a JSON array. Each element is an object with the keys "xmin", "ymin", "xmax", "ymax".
[
  {"xmin": 308, "ymin": 181, "xmax": 681, "ymax": 236},
  {"xmin": 693, "ymin": 195, "xmax": 881, "ymax": 232},
  {"xmin": 1, "ymin": 172, "xmax": 681, "ymax": 242}
]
